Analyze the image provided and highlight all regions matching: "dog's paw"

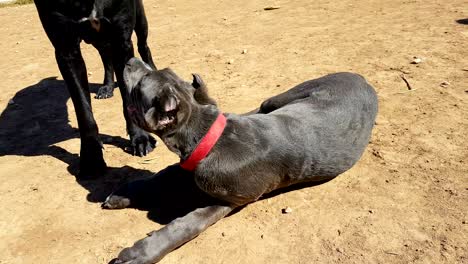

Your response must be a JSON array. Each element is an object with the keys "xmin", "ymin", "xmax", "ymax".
[
  {"xmin": 78, "ymin": 139, "xmax": 107, "ymax": 179},
  {"xmin": 129, "ymin": 132, "xmax": 157, "ymax": 157},
  {"xmin": 102, "ymin": 194, "xmax": 131, "ymax": 209},
  {"xmin": 95, "ymin": 84, "xmax": 115, "ymax": 99},
  {"xmin": 259, "ymin": 99, "xmax": 279, "ymax": 114},
  {"xmin": 112, "ymin": 235, "xmax": 159, "ymax": 264}
]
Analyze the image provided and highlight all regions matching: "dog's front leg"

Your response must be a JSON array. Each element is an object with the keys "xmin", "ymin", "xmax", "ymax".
[
  {"xmin": 55, "ymin": 46, "xmax": 107, "ymax": 178},
  {"xmin": 35, "ymin": 7, "xmax": 107, "ymax": 178},
  {"xmin": 111, "ymin": 18, "xmax": 156, "ymax": 156},
  {"xmin": 111, "ymin": 205, "xmax": 235, "ymax": 264}
]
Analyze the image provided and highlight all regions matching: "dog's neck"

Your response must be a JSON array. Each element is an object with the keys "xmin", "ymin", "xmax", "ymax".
[{"xmin": 160, "ymin": 104, "xmax": 221, "ymax": 160}]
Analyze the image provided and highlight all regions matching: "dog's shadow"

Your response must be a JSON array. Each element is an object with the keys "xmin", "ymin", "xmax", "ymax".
[
  {"xmin": 118, "ymin": 163, "xmax": 333, "ymax": 225},
  {"xmin": 0, "ymin": 77, "xmax": 155, "ymax": 202}
]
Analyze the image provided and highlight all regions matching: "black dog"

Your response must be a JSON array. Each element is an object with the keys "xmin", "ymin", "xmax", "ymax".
[
  {"xmin": 103, "ymin": 58, "xmax": 378, "ymax": 263},
  {"xmin": 34, "ymin": 0, "xmax": 157, "ymax": 177}
]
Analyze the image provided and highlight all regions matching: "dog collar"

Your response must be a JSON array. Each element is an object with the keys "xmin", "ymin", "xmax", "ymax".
[{"xmin": 180, "ymin": 113, "xmax": 227, "ymax": 171}]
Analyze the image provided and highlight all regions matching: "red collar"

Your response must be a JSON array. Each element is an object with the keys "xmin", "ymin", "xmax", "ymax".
[{"xmin": 180, "ymin": 113, "xmax": 227, "ymax": 171}]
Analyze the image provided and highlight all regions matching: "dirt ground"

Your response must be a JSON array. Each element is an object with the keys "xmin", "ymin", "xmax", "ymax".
[{"xmin": 0, "ymin": 0, "xmax": 467, "ymax": 263}]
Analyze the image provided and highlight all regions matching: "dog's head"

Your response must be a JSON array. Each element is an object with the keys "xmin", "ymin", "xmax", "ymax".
[{"xmin": 124, "ymin": 57, "xmax": 216, "ymax": 135}]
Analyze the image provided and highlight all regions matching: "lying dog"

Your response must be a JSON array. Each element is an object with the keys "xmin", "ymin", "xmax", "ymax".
[
  {"xmin": 103, "ymin": 57, "xmax": 378, "ymax": 263},
  {"xmin": 34, "ymin": 0, "xmax": 157, "ymax": 177}
]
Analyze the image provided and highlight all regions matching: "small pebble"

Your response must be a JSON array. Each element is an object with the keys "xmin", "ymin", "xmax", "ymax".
[
  {"xmin": 264, "ymin": 6, "xmax": 281, "ymax": 10},
  {"xmin": 440, "ymin": 81, "xmax": 450, "ymax": 87},
  {"xmin": 227, "ymin": 59, "xmax": 234, "ymax": 64},
  {"xmin": 411, "ymin": 57, "xmax": 422, "ymax": 64},
  {"xmin": 282, "ymin": 206, "xmax": 293, "ymax": 214},
  {"xmin": 221, "ymin": 232, "xmax": 226, "ymax": 237},
  {"xmin": 16, "ymin": 41, "xmax": 21, "ymax": 45},
  {"xmin": 241, "ymin": 49, "xmax": 247, "ymax": 54},
  {"xmin": 88, "ymin": 72, "xmax": 93, "ymax": 76}
]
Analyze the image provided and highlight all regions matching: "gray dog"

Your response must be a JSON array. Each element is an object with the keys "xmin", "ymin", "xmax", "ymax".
[{"xmin": 104, "ymin": 57, "xmax": 378, "ymax": 264}]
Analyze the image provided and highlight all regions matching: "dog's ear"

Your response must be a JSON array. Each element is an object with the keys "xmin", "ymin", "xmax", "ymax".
[
  {"xmin": 192, "ymin": 73, "xmax": 206, "ymax": 90},
  {"xmin": 191, "ymin": 74, "xmax": 217, "ymax": 106},
  {"xmin": 124, "ymin": 58, "xmax": 153, "ymax": 91}
]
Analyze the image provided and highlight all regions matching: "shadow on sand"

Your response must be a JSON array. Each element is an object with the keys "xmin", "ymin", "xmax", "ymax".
[
  {"xmin": 0, "ymin": 77, "xmax": 153, "ymax": 202},
  {"xmin": 0, "ymin": 77, "xmax": 331, "ymax": 226}
]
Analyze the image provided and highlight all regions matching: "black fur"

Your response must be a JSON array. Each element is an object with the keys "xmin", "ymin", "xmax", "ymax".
[
  {"xmin": 104, "ymin": 57, "xmax": 378, "ymax": 263},
  {"xmin": 34, "ymin": 0, "xmax": 157, "ymax": 177}
]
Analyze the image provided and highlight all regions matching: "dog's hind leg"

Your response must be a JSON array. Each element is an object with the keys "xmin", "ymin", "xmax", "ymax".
[
  {"xmin": 93, "ymin": 42, "xmax": 116, "ymax": 99},
  {"xmin": 134, "ymin": 0, "xmax": 156, "ymax": 70},
  {"xmin": 111, "ymin": 204, "xmax": 235, "ymax": 264},
  {"xmin": 259, "ymin": 81, "xmax": 316, "ymax": 114}
]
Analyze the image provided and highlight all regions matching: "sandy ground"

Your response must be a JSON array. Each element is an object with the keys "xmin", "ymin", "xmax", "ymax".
[{"xmin": 0, "ymin": 0, "xmax": 467, "ymax": 263}]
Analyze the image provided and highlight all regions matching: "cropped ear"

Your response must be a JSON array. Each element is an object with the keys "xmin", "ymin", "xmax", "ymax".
[
  {"xmin": 124, "ymin": 57, "xmax": 153, "ymax": 91},
  {"xmin": 191, "ymin": 73, "xmax": 217, "ymax": 106},
  {"xmin": 192, "ymin": 73, "xmax": 206, "ymax": 89}
]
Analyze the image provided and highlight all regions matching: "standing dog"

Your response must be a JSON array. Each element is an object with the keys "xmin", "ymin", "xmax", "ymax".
[
  {"xmin": 34, "ymin": 0, "xmax": 157, "ymax": 177},
  {"xmin": 103, "ymin": 58, "xmax": 378, "ymax": 263}
]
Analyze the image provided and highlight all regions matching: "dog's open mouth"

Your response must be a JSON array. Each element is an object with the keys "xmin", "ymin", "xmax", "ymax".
[
  {"xmin": 159, "ymin": 110, "xmax": 177, "ymax": 127},
  {"xmin": 159, "ymin": 115, "xmax": 174, "ymax": 125}
]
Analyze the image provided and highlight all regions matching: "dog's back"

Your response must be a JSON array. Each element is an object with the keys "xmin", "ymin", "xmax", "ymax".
[
  {"xmin": 265, "ymin": 72, "xmax": 377, "ymax": 178},
  {"xmin": 201, "ymin": 73, "xmax": 377, "ymax": 203}
]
